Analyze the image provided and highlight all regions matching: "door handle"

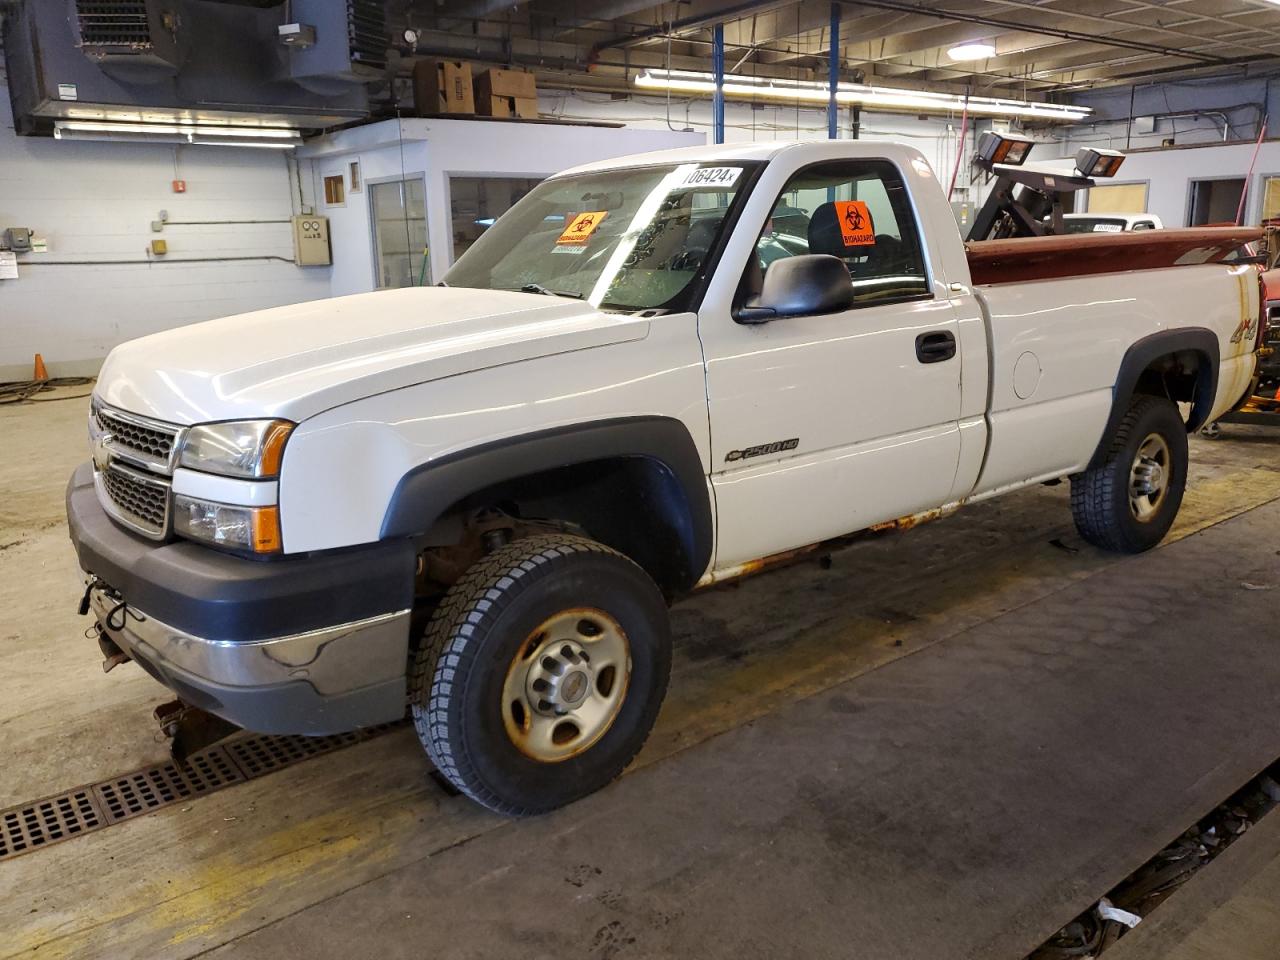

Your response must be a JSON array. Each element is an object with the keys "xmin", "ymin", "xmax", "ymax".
[{"xmin": 915, "ymin": 331, "xmax": 957, "ymax": 364}]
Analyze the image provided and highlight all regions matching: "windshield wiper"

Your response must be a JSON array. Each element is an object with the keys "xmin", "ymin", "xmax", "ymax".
[{"xmin": 519, "ymin": 283, "xmax": 584, "ymax": 300}]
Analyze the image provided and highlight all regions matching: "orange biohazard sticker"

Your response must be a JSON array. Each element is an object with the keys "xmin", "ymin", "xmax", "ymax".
[
  {"xmin": 834, "ymin": 200, "xmax": 876, "ymax": 246},
  {"xmin": 557, "ymin": 211, "xmax": 608, "ymax": 245}
]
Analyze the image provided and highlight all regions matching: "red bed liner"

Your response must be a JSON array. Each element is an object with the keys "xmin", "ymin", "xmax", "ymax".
[{"xmin": 965, "ymin": 226, "xmax": 1262, "ymax": 286}]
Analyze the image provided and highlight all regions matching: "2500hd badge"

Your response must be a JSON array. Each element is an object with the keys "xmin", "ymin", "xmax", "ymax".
[{"xmin": 725, "ymin": 438, "xmax": 800, "ymax": 462}]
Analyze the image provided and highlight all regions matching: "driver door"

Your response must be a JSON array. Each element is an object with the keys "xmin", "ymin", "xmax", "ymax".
[{"xmin": 700, "ymin": 158, "xmax": 964, "ymax": 569}]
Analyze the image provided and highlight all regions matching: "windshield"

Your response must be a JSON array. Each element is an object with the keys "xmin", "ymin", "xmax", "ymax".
[{"xmin": 443, "ymin": 161, "xmax": 759, "ymax": 312}]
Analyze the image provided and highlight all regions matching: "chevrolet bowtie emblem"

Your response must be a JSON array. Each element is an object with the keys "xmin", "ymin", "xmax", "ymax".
[{"xmin": 93, "ymin": 432, "xmax": 114, "ymax": 472}]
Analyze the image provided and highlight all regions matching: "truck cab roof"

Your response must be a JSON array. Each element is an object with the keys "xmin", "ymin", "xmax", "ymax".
[{"xmin": 557, "ymin": 139, "xmax": 930, "ymax": 178}]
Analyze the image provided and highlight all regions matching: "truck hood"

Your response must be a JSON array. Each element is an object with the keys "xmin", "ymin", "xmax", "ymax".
[{"xmin": 94, "ymin": 287, "xmax": 651, "ymax": 425}]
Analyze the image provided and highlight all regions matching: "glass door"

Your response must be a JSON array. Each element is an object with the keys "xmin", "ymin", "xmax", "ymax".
[{"xmin": 370, "ymin": 177, "xmax": 428, "ymax": 288}]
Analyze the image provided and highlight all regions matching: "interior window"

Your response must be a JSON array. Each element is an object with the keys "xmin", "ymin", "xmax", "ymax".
[{"xmin": 748, "ymin": 159, "xmax": 931, "ymax": 308}]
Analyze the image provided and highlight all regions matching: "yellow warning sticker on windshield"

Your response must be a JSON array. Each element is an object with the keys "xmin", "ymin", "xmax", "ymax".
[
  {"xmin": 557, "ymin": 211, "xmax": 608, "ymax": 244},
  {"xmin": 834, "ymin": 201, "xmax": 876, "ymax": 246}
]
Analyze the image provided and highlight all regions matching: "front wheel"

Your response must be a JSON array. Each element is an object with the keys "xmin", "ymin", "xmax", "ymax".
[
  {"xmin": 1070, "ymin": 395, "xmax": 1188, "ymax": 553},
  {"xmin": 409, "ymin": 534, "xmax": 671, "ymax": 816}
]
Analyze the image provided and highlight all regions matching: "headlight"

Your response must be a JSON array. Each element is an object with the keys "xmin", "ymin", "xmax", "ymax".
[
  {"xmin": 179, "ymin": 420, "xmax": 293, "ymax": 479},
  {"xmin": 174, "ymin": 496, "xmax": 282, "ymax": 553}
]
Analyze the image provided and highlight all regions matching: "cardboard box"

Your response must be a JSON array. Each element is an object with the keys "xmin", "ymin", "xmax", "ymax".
[
  {"xmin": 478, "ymin": 95, "xmax": 539, "ymax": 119},
  {"xmin": 414, "ymin": 59, "xmax": 474, "ymax": 116},
  {"xmin": 474, "ymin": 67, "xmax": 537, "ymax": 102}
]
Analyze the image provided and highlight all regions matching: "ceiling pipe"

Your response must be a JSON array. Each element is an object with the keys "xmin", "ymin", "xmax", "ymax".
[
  {"xmin": 822, "ymin": 0, "xmax": 1229, "ymax": 65},
  {"xmin": 443, "ymin": 0, "xmax": 533, "ymax": 18},
  {"xmin": 592, "ymin": 0, "xmax": 1232, "ymax": 67}
]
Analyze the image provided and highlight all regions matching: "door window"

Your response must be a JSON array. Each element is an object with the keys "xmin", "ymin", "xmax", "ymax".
[
  {"xmin": 750, "ymin": 159, "xmax": 930, "ymax": 308},
  {"xmin": 370, "ymin": 178, "xmax": 428, "ymax": 288}
]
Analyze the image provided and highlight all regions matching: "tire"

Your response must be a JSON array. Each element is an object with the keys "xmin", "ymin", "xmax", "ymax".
[
  {"xmin": 409, "ymin": 533, "xmax": 671, "ymax": 816},
  {"xmin": 1070, "ymin": 394, "xmax": 1188, "ymax": 554}
]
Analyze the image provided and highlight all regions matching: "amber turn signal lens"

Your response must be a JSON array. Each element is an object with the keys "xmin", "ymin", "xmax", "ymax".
[
  {"xmin": 251, "ymin": 506, "xmax": 283, "ymax": 554},
  {"xmin": 260, "ymin": 422, "xmax": 293, "ymax": 478}
]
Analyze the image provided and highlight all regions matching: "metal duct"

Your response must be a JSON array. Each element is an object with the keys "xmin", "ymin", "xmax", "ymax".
[{"xmin": 4, "ymin": 0, "xmax": 374, "ymax": 135}]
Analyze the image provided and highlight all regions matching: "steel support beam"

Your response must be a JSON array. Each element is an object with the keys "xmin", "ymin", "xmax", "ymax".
[
  {"xmin": 828, "ymin": 2, "xmax": 839, "ymax": 139},
  {"xmin": 713, "ymin": 22, "xmax": 726, "ymax": 144}
]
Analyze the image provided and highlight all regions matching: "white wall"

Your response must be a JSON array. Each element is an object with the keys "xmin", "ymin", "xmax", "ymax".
[
  {"xmin": 301, "ymin": 118, "xmax": 705, "ymax": 294},
  {"xmin": 1048, "ymin": 74, "xmax": 1280, "ymax": 228},
  {"xmin": 0, "ymin": 80, "xmax": 331, "ymax": 381},
  {"xmin": 1065, "ymin": 139, "xmax": 1280, "ymax": 228}
]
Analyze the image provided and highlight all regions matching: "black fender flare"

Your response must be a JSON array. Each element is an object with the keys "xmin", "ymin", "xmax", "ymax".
[
  {"xmin": 380, "ymin": 416, "xmax": 713, "ymax": 590},
  {"xmin": 1089, "ymin": 327, "xmax": 1220, "ymax": 468}
]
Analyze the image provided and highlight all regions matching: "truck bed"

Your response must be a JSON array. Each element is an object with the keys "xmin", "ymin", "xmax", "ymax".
[{"xmin": 965, "ymin": 226, "xmax": 1262, "ymax": 286}]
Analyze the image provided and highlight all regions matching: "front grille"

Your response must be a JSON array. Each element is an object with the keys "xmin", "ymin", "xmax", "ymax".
[
  {"xmin": 101, "ymin": 463, "xmax": 170, "ymax": 536},
  {"xmin": 76, "ymin": 1, "xmax": 152, "ymax": 47},
  {"xmin": 96, "ymin": 408, "xmax": 179, "ymax": 465}
]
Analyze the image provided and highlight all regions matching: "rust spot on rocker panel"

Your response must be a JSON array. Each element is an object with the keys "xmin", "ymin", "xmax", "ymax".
[
  {"xmin": 869, "ymin": 507, "xmax": 945, "ymax": 533},
  {"xmin": 695, "ymin": 507, "xmax": 956, "ymax": 590}
]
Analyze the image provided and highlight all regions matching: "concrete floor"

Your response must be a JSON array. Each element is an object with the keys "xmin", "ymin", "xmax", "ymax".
[{"xmin": 2, "ymin": 391, "xmax": 1279, "ymax": 959}]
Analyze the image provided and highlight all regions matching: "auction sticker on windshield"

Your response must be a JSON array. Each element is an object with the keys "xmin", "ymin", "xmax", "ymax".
[
  {"xmin": 834, "ymin": 200, "xmax": 876, "ymax": 246},
  {"xmin": 673, "ymin": 166, "xmax": 742, "ymax": 190},
  {"xmin": 558, "ymin": 211, "xmax": 608, "ymax": 244}
]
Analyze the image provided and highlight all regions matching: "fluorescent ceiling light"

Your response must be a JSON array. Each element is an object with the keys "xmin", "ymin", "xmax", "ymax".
[
  {"xmin": 53, "ymin": 119, "xmax": 301, "ymax": 147},
  {"xmin": 633, "ymin": 69, "xmax": 1091, "ymax": 122},
  {"xmin": 948, "ymin": 41, "xmax": 997, "ymax": 61}
]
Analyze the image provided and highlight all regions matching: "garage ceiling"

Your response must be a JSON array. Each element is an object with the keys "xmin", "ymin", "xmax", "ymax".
[{"xmin": 406, "ymin": 0, "xmax": 1280, "ymax": 99}]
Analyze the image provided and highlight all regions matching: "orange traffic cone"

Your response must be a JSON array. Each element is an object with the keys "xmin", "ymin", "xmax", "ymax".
[{"xmin": 32, "ymin": 353, "xmax": 48, "ymax": 382}]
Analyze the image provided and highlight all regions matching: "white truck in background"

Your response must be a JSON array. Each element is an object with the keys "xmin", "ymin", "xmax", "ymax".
[{"xmin": 69, "ymin": 140, "xmax": 1261, "ymax": 815}]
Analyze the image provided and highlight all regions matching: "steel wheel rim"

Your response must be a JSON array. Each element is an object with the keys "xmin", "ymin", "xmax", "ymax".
[
  {"xmin": 1129, "ymin": 432, "xmax": 1171, "ymax": 523},
  {"xmin": 501, "ymin": 608, "xmax": 632, "ymax": 763}
]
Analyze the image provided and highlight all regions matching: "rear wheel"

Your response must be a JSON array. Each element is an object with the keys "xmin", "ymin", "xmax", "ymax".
[
  {"xmin": 409, "ymin": 533, "xmax": 671, "ymax": 816},
  {"xmin": 1070, "ymin": 395, "xmax": 1188, "ymax": 553}
]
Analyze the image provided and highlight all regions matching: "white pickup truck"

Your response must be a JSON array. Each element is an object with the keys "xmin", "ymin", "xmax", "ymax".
[{"xmin": 69, "ymin": 140, "xmax": 1261, "ymax": 815}]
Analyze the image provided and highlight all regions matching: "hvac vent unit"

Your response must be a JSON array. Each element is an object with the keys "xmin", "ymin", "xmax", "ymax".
[
  {"xmin": 5, "ymin": 0, "xmax": 372, "ymax": 136},
  {"xmin": 285, "ymin": 0, "xmax": 388, "ymax": 93},
  {"xmin": 348, "ymin": 0, "xmax": 388, "ymax": 74},
  {"xmin": 73, "ymin": 0, "xmax": 183, "ymax": 74}
]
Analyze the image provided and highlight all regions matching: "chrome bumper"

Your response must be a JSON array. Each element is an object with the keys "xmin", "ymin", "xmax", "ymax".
[{"xmin": 90, "ymin": 586, "xmax": 411, "ymax": 735}]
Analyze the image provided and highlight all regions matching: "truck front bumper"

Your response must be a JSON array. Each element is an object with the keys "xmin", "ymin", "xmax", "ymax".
[{"xmin": 66, "ymin": 463, "xmax": 417, "ymax": 735}]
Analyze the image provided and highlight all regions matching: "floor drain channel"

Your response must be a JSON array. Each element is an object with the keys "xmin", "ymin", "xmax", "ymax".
[
  {"xmin": 1026, "ymin": 758, "xmax": 1280, "ymax": 958},
  {"xmin": 1, "ymin": 790, "xmax": 103, "ymax": 859},
  {"xmin": 95, "ymin": 747, "xmax": 245, "ymax": 824},
  {"xmin": 0, "ymin": 721, "xmax": 406, "ymax": 863}
]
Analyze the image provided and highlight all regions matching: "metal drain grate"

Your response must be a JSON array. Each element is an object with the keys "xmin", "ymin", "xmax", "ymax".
[
  {"xmin": 226, "ymin": 731, "xmax": 366, "ymax": 778},
  {"xmin": 94, "ymin": 747, "xmax": 244, "ymax": 824},
  {"xmin": 0, "ymin": 721, "xmax": 407, "ymax": 862},
  {"xmin": 0, "ymin": 789, "xmax": 103, "ymax": 858}
]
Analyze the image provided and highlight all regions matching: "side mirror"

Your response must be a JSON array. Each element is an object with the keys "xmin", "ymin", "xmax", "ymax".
[{"xmin": 735, "ymin": 254, "xmax": 854, "ymax": 324}]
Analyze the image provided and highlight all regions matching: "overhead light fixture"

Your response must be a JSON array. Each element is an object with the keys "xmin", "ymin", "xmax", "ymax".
[
  {"xmin": 976, "ymin": 131, "xmax": 1036, "ymax": 165},
  {"xmin": 633, "ymin": 69, "xmax": 1091, "ymax": 122},
  {"xmin": 948, "ymin": 41, "xmax": 997, "ymax": 61},
  {"xmin": 1075, "ymin": 147, "xmax": 1126, "ymax": 178},
  {"xmin": 53, "ymin": 120, "xmax": 302, "ymax": 149}
]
